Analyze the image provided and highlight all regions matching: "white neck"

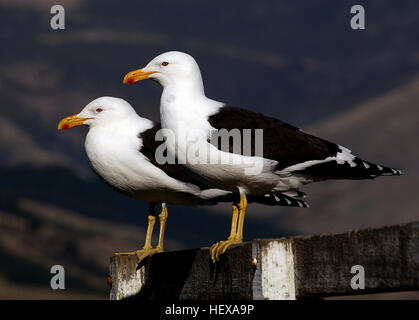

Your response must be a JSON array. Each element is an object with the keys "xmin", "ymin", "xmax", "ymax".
[
  {"xmin": 160, "ymin": 85, "xmax": 222, "ymax": 128},
  {"xmin": 159, "ymin": 81, "xmax": 224, "ymax": 166}
]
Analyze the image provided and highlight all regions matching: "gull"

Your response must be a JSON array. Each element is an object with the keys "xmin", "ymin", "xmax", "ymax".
[
  {"xmin": 123, "ymin": 51, "xmax": 403, "ymax": 262},
  {"xmin": 58, "ymin": 96, "xmax": 308, "ymax": 262}
]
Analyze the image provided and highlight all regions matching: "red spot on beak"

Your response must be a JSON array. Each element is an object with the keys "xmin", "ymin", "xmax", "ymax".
[
  {"xmin": 127, "ymin": 78, "xmax": 135, "ymax": 84},
  {"xmin": 62, "ymin": 124, "xmax": 70, "ymax": 130}
]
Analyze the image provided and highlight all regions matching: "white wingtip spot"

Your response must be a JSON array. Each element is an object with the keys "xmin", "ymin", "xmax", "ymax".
[
  {"xmin": 377, "ymin": 164, "xmax": 383, "ymax": 171},
  {"xmin": 273, "ymin": 195, "xmax": 280, "ymax": 202},
  {"xmin": 362, "ymin": 161, "xmax": 370, "ymax": 169},
  {"xmin": 336, "ymin": 145, "xmax": 357, "ymax": 167},
  {"xmin": 285, "ymin": 198, "xmax": 291, "ymax": 205},
  {"xmin": 391, "ymin": 169, "xmax": 398, "ymax": 175}
]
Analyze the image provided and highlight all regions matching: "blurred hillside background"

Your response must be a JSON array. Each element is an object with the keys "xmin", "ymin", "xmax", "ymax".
[{"xmin": 0, "ymin": 0, "xmax": 418, "ymax": 299}]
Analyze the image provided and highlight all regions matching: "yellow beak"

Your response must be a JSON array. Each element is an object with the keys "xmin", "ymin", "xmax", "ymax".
[
  {"xmin": 57, "ymin": 114, "xmax": 91, "ymax": 130},
  {"xmin": 123, "ymin": 68, "xmax": 154, "ymax": 84}
]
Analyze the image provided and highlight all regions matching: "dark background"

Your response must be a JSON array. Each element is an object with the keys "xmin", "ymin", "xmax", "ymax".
[{"xmin": 0, "ymin": 0, "xmax": 418, "ymax": 299}]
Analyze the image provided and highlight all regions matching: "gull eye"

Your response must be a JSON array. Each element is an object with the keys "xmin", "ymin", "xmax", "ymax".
[
  {"xmin": 161, "ymin": 61, "xmax": 169, "ymax": 66},
  {"xmin": 96, "ymin": 108, "xmax": 103, "ymax": 113}
]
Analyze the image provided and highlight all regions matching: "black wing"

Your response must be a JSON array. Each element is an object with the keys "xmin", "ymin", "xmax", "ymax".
[
  {"xmin": 248, "ymin": 193, "xmax": 309, "ymax": 208},
  {"xmin": 140, "ymin": 124, "xmax": 312, "ymax": 206},
  {"xmin": 208, "ymin": 105, "xmax": 339, "ymax": 170},
  {"xmin": 208, "ymin": 105, "xmax": 402, "ymax": 179}
]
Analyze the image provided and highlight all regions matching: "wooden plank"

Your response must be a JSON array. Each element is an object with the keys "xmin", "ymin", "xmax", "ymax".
[
  {"xmin": 109, "ymin": 222, "xmax": 419, "ymax": 300},
  {"xmin": 110, "ymin": 245, "xmax": 255, "ymax": 300},
  {"xmin": 291, "ymin": 222, "xmax": 419, "ymax": 297}
]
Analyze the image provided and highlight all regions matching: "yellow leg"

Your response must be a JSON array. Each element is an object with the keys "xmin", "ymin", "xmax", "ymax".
[
  {"xmin": 228, "ymin": 205, "xmax": 239, "ymax": 240},
  {"xmin": 115, "ymin": 203, "xmax": 168, "ymax": 263},
  {"xmin": 210, "ymin": 205, "xmax": 239, "ymax": 262},
  {"xmin": 210, "ymin": 193, "xmax": 248, "ymax": 263},
  {"xmin": 236, "ymin": 193, "xmax": 247, "ymax": 241},
  {"xmin": 155, "ymin": 203, "xmax": 168, "ymax": 251},
  {"xmin": 142, "ymin": 215, "xmax": 156, "ymax": 250}
]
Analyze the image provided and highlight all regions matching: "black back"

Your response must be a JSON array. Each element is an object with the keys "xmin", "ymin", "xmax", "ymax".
[{"xmin": 208, "ymin": 105, "xmax": 340, "ymax": 170}]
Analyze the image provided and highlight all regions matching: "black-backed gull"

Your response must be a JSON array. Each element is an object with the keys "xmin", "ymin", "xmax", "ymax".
[
  {"xmin": 123, "ymin": 51, "xmax": 403, "ymax": 262},
  {"xmin": 58, "ymin": 96, "xmax": 308, "ymax": 262}
]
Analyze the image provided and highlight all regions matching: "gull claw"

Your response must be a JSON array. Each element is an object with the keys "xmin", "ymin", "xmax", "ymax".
[
  {"xmin": 115, "ymin": 246, "xmax": 163, "ymax": 263},
  {"xmin": 210, "ymin": 238, "xmax": 242, "ymax": 263},
  {"xmin": 135, "ymin": 247, "xmax": 162, "ymax": 263}
]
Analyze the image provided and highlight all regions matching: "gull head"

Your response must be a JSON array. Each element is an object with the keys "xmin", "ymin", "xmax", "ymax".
[
  {"xmin": 58, "ymin": 96, "xmax": 138, "ymax": 130},
  {"xmin": 123, "ymin": 51, "xmax": 204, "ymax": 90}
]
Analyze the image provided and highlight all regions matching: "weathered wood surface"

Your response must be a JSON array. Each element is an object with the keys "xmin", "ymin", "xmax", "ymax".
[{"xmin": 110, "ymin": 222, "xmax": 419, "ymax": 300}]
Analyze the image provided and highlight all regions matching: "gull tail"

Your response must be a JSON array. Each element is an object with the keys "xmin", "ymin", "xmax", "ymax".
[{"xmin": 248, "ymin": 193, "xmax": 309, "ymax": 208}]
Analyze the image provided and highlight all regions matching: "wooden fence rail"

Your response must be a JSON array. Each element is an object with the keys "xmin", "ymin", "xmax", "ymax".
[{"xmin": 110, "ymin": 222, "xmax": 419, "ymax": 300}]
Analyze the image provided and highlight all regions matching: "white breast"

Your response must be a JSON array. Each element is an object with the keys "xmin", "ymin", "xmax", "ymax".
[{"xmin": 84, "ymin": 119, "xmax": 197, "ymax": 202}]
